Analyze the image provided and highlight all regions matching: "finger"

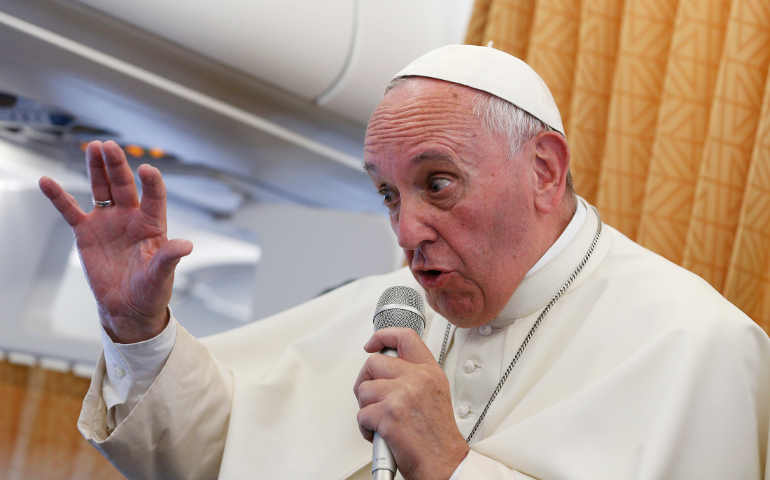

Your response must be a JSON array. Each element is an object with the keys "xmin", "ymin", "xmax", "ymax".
[
  {"xmin": 355, "ymin": 378, "xmax": 393, "ymax": 409},
  {"xmin": 101, "ymin": 140, "xmax": 139, "ymax": 207},
  {"xmin": 364, "ymin": 328, "xmax": 434, "ymax": 363},
  {"xmin": 357, "ymin": 403, "xmax": 389, "ymax": 443},
  {"xmin": 85, "ymin": 141, "xmax": 112, "ymax": 203},
  {"xmin": 38, "ymin": 176, "xmax": 86, "ymax": 226},
  {"xmin": 353, "ymin": 354, "xmax": 407, "ymax": 396},
  {"xmin": 358, "ymin": 423, "xmax": 374, "ymax": 443},
  {"xmin": 138, "ymin": 164, "xmax": 166, "ymax": 226},
  {"xmin": 149, "ymin": 238, "xmax": 193, "ymax": 281}
]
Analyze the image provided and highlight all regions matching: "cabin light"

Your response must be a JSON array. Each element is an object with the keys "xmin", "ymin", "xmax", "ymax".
[
  {"xmin": 149, "ymin": 148, "xmax": 165, "ymax": 159},
  {"xmin": 125, "ymin": 144, "xmax": 144, "ymax": 157}
]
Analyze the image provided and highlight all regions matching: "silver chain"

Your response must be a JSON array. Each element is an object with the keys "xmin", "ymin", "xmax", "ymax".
[
  {"xmin": 437, "ymin": 320, "xmax": 454, "ymax": 366},
  {"xmin": 438, "ymin": 219, "xmax": 602, "ymax": 444}
]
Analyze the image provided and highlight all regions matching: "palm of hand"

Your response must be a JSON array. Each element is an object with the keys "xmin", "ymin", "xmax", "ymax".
[
  {"xmin": 77, "ymin": 207, "xmax": 168, "ymax": 327},
  {"xmin": 39, "ymin": 140, "xmax": 191, "ymax": 343}
]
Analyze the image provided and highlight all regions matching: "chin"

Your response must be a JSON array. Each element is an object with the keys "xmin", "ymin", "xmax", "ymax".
[{"xmin": 427, "ymin": 292, "xmax": 486, "ymax": 328}]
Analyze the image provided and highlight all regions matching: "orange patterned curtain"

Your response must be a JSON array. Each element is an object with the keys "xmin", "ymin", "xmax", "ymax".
[{"xmin": 466, "ymin": 0, "xmax": 770, "ymax": 333}]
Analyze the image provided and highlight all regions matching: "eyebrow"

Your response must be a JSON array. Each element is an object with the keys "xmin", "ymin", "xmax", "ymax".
[{"xmin": 364, "ymin": 149, "xmax": 455, "ymax": 175}]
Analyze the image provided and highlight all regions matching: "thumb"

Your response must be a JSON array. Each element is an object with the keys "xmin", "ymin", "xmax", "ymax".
[
  {"xmin": 364, "ymin": 328, "xmax": 433, "ymax": 363},
  {"xmin": 151, "ymin": 238, "xmax": 193, "ymax": 279}
]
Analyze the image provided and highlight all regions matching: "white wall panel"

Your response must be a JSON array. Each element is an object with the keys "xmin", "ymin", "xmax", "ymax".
[{"xmin": 231, "ymin": 202, "xmax": 402, "ymax": 321}]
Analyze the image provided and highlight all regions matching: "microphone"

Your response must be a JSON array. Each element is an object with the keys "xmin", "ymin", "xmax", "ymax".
[{"xmin": 371, "ymin": 286, "xmax": 426, "ymax": 480}]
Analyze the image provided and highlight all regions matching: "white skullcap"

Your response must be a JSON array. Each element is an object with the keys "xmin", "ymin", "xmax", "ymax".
[{"xmin": 392, "ymin": 44, "xmax": 565, "ymax": 135}]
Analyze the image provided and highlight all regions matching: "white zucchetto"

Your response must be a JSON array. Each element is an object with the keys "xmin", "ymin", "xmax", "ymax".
[{"xmin": 392, "ymin": 44, "xmax": 565, "ymax": 135}]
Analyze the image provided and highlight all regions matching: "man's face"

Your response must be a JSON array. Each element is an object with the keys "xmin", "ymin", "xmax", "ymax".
[{"xmin": 364, "ymin": 78, "xmax": 538, "ymax": 327}]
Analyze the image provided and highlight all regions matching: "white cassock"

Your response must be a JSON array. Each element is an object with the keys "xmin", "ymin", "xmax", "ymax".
[{"xmin": 78, "ymin": 200, "xmax": 770, "ymax": 479}]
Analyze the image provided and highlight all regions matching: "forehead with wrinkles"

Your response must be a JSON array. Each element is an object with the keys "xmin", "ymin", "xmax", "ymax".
[{"xmin": 364, "ymin": 78, "xmax": 482, "ymax": 159}]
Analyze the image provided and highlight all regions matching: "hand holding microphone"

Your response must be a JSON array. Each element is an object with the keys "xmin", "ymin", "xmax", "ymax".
[{"xmin": 354, "ymin": 286, "xmax": 469, "ymax": 480}]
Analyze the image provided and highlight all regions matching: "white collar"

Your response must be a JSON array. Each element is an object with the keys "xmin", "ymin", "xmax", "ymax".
[{"xmin": 491, "ymin": 197, "xmax": 607, "ymax": 327}]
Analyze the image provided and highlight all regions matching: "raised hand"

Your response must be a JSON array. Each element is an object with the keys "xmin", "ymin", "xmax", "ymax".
[
  {"xmin": 354, "ymin": 328, "xmax": 469, "ymax": 479},
  {"xmin": 39, "ymin": 140, "xmax": 192, "ymax": 343}
]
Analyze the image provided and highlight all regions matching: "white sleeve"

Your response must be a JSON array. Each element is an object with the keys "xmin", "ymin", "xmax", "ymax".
[
  {"xmin": 100, "ymin": 315, "xmax": 177, "ymax": 429},
  {"xmin": 449, "ymin": 450, "xmax": 537, "ymax": 479}
]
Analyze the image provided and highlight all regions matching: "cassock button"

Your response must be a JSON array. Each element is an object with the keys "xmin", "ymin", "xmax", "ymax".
[
  {"xmin": 463, "ymin": 359, "xmax": 477, "ymax": 374},
  {"xmin": 478, "ymin": 324, "xmax": 493, "ymax": 336},
  {"xmin": 113, "ymin": 365, "xmax": 126, "ymax": 379},
  {"xmin": 457, "ymin": 403, "xmax": 471, "ymax": 418}
]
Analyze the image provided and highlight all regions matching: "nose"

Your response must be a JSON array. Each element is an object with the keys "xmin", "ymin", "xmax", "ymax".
[{"xmin": 393, "ymin": 197, "xmax": 437, "ymax": 251}]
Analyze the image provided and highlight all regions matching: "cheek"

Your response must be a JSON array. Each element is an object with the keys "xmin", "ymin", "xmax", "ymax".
[
  {"xmin": 457, "ymin": 190, "xmax": 529, "ymax": 291},
  {"xmin": 447, "ymin": 204, "xmax": 499, "ymax": 270},
  {"xmin": 486, "ymin": 181, "xmax": 531, "ymax": 247}
]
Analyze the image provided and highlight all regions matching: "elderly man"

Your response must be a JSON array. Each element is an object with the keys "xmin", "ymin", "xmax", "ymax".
[{"xmin": 40, "ymin": 45, "xmax": 769, "ymax": 479}]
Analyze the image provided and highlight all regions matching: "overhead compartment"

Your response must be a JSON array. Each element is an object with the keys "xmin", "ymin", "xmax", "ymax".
[
  {"xmin": 318, "ymin": 0, "xmax": 475, "ymax": 123},
  {"xmin": 77, "ymin": 0, "xmax": 356, "ymax": 100},
  {"xmin": 76, "ymin": 0, "xmax": 474, "ymax": 124}
]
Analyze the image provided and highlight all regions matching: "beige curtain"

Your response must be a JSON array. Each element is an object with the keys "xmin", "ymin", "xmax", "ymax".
[
  {"xmin": 0, "ymin": 361, "xmax": 122, "ymax": 479},
  {"xmin": 466, "ymin": 0, "xmax": 770, "ymax": 334}
]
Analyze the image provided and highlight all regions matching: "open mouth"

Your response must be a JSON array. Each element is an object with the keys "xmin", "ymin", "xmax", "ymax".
[{"xmin": 414, "ymin": 269, "xmax": 447, "ymax": 287}]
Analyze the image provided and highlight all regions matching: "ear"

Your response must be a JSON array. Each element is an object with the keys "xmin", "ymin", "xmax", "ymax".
[{"xmin": 531, "ymin": 131, "xmax": 570, "ymax": 214}]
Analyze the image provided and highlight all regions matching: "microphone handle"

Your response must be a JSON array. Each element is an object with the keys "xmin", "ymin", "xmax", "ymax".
[{"xmin": 372, "ymin": 347, "xmax": 398, "ymax": 480}]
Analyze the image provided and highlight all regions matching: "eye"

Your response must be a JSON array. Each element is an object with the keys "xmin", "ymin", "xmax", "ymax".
[
  {"xmin": 428, "ymin": 176, "xmax": 452, "ymax": 193},
  {"xmin": 378, "ymin": 186, "xmax": 397, "ymax": 206}
]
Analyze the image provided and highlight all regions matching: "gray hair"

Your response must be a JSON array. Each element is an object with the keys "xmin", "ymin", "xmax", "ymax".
[{"xmin": 386, "ymin": 77, "xmax": 574, "ymax": 192}]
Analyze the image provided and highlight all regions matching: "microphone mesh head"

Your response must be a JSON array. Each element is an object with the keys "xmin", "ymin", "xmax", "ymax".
[{"xmin": 373, "ymin": 286, "xmax": 425, "ymax": 336}]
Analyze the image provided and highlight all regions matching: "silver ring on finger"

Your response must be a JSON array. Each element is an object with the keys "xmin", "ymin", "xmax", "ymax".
[{"xmin": 93, "ymin": 199, "xmax": 114, "ymax": 208}]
